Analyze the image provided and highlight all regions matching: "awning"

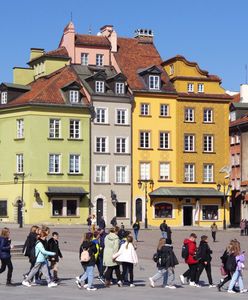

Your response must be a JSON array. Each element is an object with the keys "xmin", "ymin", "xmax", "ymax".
[
  {"xmin": 46, "ymin": 187, "xmax": 88, "ymax": 198},
  {"xmin": 149, "ymin": 187, "xmax": 223, "ymax": 198}
]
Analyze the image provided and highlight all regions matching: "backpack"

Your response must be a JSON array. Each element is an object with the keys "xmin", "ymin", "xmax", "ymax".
[
  {"xmin": 181, "ymin": 243, "xmax": 189, "ymax": 259},
  {"xmin": 23, "ymin": 235, "xmax": 31, "ymax": 257},
  {"xmin": 80, "ymin": 249, "xmax": 90, "ymax": 262},
  {"xmin": 153, "ymin": 252, "xmax": 158, "ymax": 263},
  {"xmin": 29, "ymin": 241, "xmax": 40, "ymax": 264},
  {"xmin": 225, "ymin": 254, "xmax": 237, "ymax": 272}
]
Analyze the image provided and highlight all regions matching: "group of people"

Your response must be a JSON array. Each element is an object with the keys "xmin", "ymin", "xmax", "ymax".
[{"xmin": 240, "ymin": 219, "xmax": 248, "ymax": 236}]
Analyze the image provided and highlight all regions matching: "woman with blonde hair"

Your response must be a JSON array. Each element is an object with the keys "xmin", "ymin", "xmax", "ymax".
[{"xmin": 0, "ymin": 227, "xmax": 14, "ymax": 286}]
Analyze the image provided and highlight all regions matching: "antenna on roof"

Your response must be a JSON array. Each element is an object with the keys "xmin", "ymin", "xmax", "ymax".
[
  {"xmin": 70, "ymin": 12, "xmax": 73, "ymax": 22},
  {"xmin": 89, "ymin": 24, "xmax": 92, "ymax": 35},
  {"xmin": 245, "ymin": 64, "xmax": 247, "ymax": 84}
]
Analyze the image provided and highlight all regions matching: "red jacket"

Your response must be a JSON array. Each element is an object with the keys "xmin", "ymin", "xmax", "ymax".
[{"xmin": 184, "ymin": 238, "xmax": 198, "ymax": 265}]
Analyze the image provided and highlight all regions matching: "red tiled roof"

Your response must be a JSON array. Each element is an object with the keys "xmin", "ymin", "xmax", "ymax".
[
  {"xmin": 178, "ymin": 92, "xmax": 232, "ymax": 100},
  {"xmin": 114, "ymin": 37, "xmax": 175, "ymax": 92},
  {"xmin": 230, "ymin": 114, "xmax": 248, "ymax": 127},
  {"xmin": 7, "ymin": 66, "xmax": 88, "ymax": 106},
  {"xmin": 232, "ymin": 93, "xmax": 240, "ymax": 103},
  {"xmin": 45, "ymin": 47, "xmax": 69, "ymax": 58},
  {"xmin": 75, "ymin": 34, "xmax": 111, "ymax": 48}
]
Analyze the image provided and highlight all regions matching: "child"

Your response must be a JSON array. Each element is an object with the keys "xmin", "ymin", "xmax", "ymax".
[
  {"xmin": 0, "ymin": 227, "xmax": 14, "ymax": 286},
  {"xmin": 113, "ymin": 235, "xmax": 138, "ymax": 287},
  {"xmin": 48, "ymin": 232, "xmax": 63, "ymax": 282}
]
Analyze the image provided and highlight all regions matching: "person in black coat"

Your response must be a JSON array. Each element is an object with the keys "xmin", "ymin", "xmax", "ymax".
[
  {"xmin": 0, "ymin": 227, "xmax": 14, "ymax": 285},
  {"xmin": 98, "ymin": 216, "xmax": 106, "ymax": 230},
  {"xmin": 195, "ymin": 235, "xmax": 215, "ymax": 287},
  {"xmin": 48, "ymin": 232, "xmax": 63, "ymax": 282}
]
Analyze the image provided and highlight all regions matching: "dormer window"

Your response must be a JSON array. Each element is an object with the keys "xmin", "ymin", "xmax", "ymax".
[
  {"xmin": 81, "ymin": 53, "xmax": 89, "ymax": 65},
  {"xmin": 1, "ymin": 91, "xmax": 7, "ymax": 104},
  {"xmin": 149, "ymin": 75, "xmax": 160, "ymax": 90},
  {"xmin": 115, "ymin": 82, "xmax": 125, "ymax": 94},
  {"xmin": 69, "ymin": 90, "xmax": 79, "ymax": 103},
  {"xmin": 187, "ymin": 83, "xmax": 194, "ymax": 92},
  {"xmin": 96, "ymin": 54, "xmax": 104, "ymax": 66},
  {"xmin": 169, "ymin": 64, "xmax": 174, "ymax": 75},
  {"xmin": 95, "ymin": 81, "xmax": 104, "ymax": 93}
]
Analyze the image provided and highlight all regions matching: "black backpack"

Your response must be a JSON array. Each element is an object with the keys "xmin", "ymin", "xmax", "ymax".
[
  {"xmin": 29, "ymin": 241, "xmax": 40, "ymax": 264},
  {"xmin": 181, "ymin": 243, "xmax": 189, "ymax": 259},
  {"xmin": 225, "ymin": 254, "xmax": 237, "ymax": 272}
]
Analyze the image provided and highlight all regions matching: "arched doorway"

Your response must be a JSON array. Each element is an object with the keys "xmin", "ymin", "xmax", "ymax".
[
  {"xmin": 135, "ymin": 198, "xmax": 142, "ymax": 222},
  {"xmin": 96, "ymin": 198, "xmax": 104, "ymax": 226}
]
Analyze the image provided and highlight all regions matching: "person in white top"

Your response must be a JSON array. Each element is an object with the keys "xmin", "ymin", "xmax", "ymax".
[
  {"xmin": 113, "ymin": 235, "xmax": 138, "ymax": 287},
  {"xmin": 91, "ymin": 215, "xmax": 96, "ymax": 232}
]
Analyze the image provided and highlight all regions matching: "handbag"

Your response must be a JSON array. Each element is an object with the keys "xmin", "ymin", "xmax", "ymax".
[{"xmin": 220, "ymin": 265, "xmax": 227, "ymax": 276}]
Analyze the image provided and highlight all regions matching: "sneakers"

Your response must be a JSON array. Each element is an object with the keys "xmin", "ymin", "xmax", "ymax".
[
  {"xmin": 117, "ymin": 280, "xmax": 123, "ymax": 287},
  {"xmin": 209, "ymin": 284, "xmax": 216, "ymax": 288},
  {"xmin": 189, "ymin": 282, "xmax": 201, "ymax": 287},
  {"xmin": 48, "ymin": 282, "xmax": 58, "ymax": 288},
  {"xmin": 130, "ymin": 284, "xmax": 135, "ymax": 287},
  {"xmin": 217, "ymin": 284, "xmax": 221, "ymax": 292},
  {"xmin": 22, "ymin": 280, "xmax": 31, "ymax": 287},
  {"xmin": 240, "ymin": 289, "xmax": 247, "ymax": 293},
  {"xmin": 75, "ymin": 277, "xmax": 81, "ymax": 289},
  {"xmin": 165, "ymin": 285, "xmax": 176, "ymax": 289},
  {"xmin": 98, "ymin": 276, "xmax": 105, "ymax": 284},
  {"xmin": 87, "ymin": 287, "xmax": 97, "ymax": 291},
  {"xmin": 227, "ymin": 290, "xmax": 236, "ymax": 293},
  {"xmin": 179, "ymin": 275, "xmax": 185, "ymax": 284},
  {"xmin": 83, "ymin": 284, "xmax": 88, "ymax": 289},
  {"xmin": 149, "ymin": 277, "xmax": 155, "ymax": 288}
]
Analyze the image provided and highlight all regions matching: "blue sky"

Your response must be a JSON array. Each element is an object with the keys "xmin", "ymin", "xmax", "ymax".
[{"xmin": 1, "ymin": 0, "xmax": 247, "ymax": 91}]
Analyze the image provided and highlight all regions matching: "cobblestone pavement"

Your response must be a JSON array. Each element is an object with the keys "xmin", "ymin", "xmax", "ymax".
[{"xmin": 0, "ymin": 226, "xmax": 247, "ymax": 300}]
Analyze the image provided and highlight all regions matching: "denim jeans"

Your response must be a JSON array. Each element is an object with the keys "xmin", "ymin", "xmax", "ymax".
[
  {"xmin": 134, "ymin": 229, "xmax": 139, "ymax": 241},
  {"xmin": 79, "ymin": 265, "xmax": 94, "ymax": 288},
  {"xmin": 228, "ymin": 270, "xmax": 244, "ymax": 291},
  {"xmin": 161, "ymin": 232, "xmax": 168, "ymax": 239},
  {"xmin": 151, "ymin": 267, "xmax": 175, "ymax": 286}
]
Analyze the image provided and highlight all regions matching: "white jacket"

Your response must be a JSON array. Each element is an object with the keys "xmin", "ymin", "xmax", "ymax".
[{"xmin": 113, "ymin": 241, "xmax": 138, "ymax": 264}]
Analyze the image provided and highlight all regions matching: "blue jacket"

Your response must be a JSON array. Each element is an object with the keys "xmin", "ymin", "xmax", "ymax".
[
  {"xmin": 0, "ymin": 236, "xmax": 11, "ymax": 259},
  {"xmin": 35, "ymin": 240, "xmax": 55, "ymax": 263}
]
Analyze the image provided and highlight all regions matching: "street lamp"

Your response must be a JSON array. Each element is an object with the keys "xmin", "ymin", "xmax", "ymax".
[
  {"xmin": 138, "ymin": 179, "xmax": 154, "ymax": 229},
  {"xmin": 217, "ymin": 182, "xmax": 231, "ymax": 230},
  {"xmin": 14, "ymin": 173, "xmax": 25, "ymax": 228}
]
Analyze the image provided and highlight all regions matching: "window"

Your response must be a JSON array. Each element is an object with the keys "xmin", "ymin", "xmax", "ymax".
[
  {"xmin": 95, "ymin": 165, "xmax": 108, "ymax": 183},
  {"xmin": 116, "ymin": 202, "xmax": 126, "ymax": 218},
  {"xmin": 140, "ymin": 131, "xmax": 150, "ymax": 148},
  {"xmin": 96, "ymin": 137, "xmax": 107, "ymax": 153},
  {"xmin": 81, "ymin": 53, "xmax": 89, "ymax": 65},
  {"xmin": 169, "ymin": 64, "xmax": 174, "ymax": 75},
  {"xmin": 198, "ymin": 83, "xmax": 204, "ymax": 93},
  {"xmin": 184, "ymin": 135, "xmax": 195, "ymax": 152},
  {"xmin": 203, "ymin": 164, "xmax": 213, "ymax": 182},
  {"xmin": 160, "ymin": 132, "xmax": 170, "ymax": 149},
  {"xmin": 95, "ymin": 81, "xmax": 104, "ymax": 93},
  {"xmin": 1, "ymin": 92, "xmax": 7, "ymax": 104},
  {"xmin": 116, "ymin": 137, "xmax": 127, "ymax": 153},
  {"xmin": 203, "ymin": 108, "xmax": 213, "ymax": 123},
  {"xmin": 160, "ymin": 104, "xmax": 169, "ymax": 117},
  {"xmin": 95, "ymin": 108, "xmax": 107, "ymax": 123},
  {"xmin": 70, "ymin": 120, "xmax": 80, "ymax": 139},
  {"xmin": 236, "ymin": 135, "xmax": 241, "ymax": 144},
  {"xmin": 230, "ymin": 111, "xmax": 236, "ymax": 122},
  {"xmin": 202, "ymin": 205, "xmax": 218, "ymax": 220},
  {"xmin": 67, "ymin": 200, "xmax": 77, "ymax": 216},
  {"xmin": 235, "ymin": 154, "xmax": 240, "ymax": 165},
  {"xmin": 184, "ymin": 164, "xmax": 195, "ymax": 182},
  {"xmin": 236, "ymin": 179, "xmax": 241, "ymax": 190},
  {"xmin": 69, "ymin": 90, "xmax": 79, "ymax": 103},
  {"xmin": 140, "ymin": 162, "xmax": 150, "ymax": 180},
  {"xmin": 155, "ymin": 203, "xmax": 172, "ymax": 218},
  {"xmin": 16, "ymin": 154, "xmax": 23, "ymax": 173},
  {"xmin": 149, "ymin": 75, "xmax": 160, "ymax": 90},
  {"xmin": 140, "ymin": 103, "xmax": 150, "ymax": 116},
  {"xmin": 185, "ymin": 108, "xmax": 194, "ymax": 122},
  {"xmin": 0, "ymin": 200, "xmax": 7, "ymax": 217},
  {"xmin": 116, "ymin": 166, "xmax": 128, "ymax": 183},
  {"xmin": 116, "ymin": 109, "xmax": 127, "ymax": 125},
  {"xmin": 52, "ymin": 200, "xmax": 63, "ymax": 216},
  {"xmin": 159, "ymin": 163, "xmax": 170, "ymax": 180},
  {"xmin": 203, "ymin": 135, "xmax": 213, "ymax": 152},
  {"xmin": 52, "ymin": 199, "xmax": 78, "ymax": 217},
  {"xmin": 16, "ymin": 119, "xmax": 24, "ymax": 139},
  {"xmin": 230, "ymin": 135, "xmax": 235, "ymax": 145},
  {"xmin": 69, "ymin": 154, "xmax": 80, "ymax": 173},
  {"xmin": 116, "ymin": 82, "xmax": 125, "ymax": 94},
  {"xmin": 187, "ymin": 83, "xmax": 194, "ymax": 92},
  {"xmin": 49, "ymin": 119, "xmax": 60, "ymax": 139},
  {"xmin": 96, "ymin": 54, "xmax": 104, "ymax": 66},
  {"xmin": 231, "ymin": 154, "xmax": 235, "ymax": 166},
  {"xmin": 49, "ymin": 154, "xmax": 61, "ymax": 173}
]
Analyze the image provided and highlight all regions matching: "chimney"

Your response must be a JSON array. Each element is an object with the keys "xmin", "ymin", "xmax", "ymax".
[
  {"xmin": 134, "ymin": 28, "xmax": 154, "ymax": 43},
  {"xmin": 100, "ymin": 25, "xmax": 117, "ymax": 52},
  {"xmin": 240, "ymin": 84, "xmax": 248, "ymax": 103},
  {"xmin": 30, "ymin": 48, "xmax": 45, "ymax": 61},
  {"xmin": 60, "ymin": 21, "xmax": 75, "ymax": 63}
]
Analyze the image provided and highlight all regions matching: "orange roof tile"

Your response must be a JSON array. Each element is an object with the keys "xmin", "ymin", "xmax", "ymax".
[
  {"xmin": 230, "ymin": 114, "xmax": 248, "ymax": 127},
  {"xmin": 232, "ymin": 93, "xmax": 240, "ymax": 103}
]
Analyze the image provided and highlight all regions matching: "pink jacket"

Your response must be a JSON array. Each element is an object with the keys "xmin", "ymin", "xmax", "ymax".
[{"xmin": 113, "ymin": 242, "xmax": 138, "ymax": 264}]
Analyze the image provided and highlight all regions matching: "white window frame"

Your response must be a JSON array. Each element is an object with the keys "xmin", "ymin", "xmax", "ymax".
[
  {"xmin": 187, "ymin": 83, "xmax": 194, "ymax": 92},
  {"xmin": 159, "ymin": 162, "xmax": 170, "ymax": 180},
  {"xmin": 51, "ymin": 198, "xmax": 79, "ymax": 217},
  {"xmin": 115, "ymin": 82, "xmax": 125, "ymax": 94},
  {"xmin": 230, "ymin": 135, "xmax": 235, "ymax": 145},
  {"xmin": 95, "ymin": 165, "xmax": 108, "ymax": 183},
  {"xmin": 198, "ymin": 83, "xmax": 204, "ymax": 93},
  {"xmin": 95, "ymin": 137, "xmax": 108, "ymax": 153},
  {"xmin": 96, "ymin": 54, "xmax": 104, "ymax": 66},
  {"xmin": 140, "ymin": 131, "xmax": 150, "ymax": 148},
  {"xmin": 140, "ymin": 103, "xmax": 150, "ymax": 116},
  {"xmin": 140, "ymin": 162, "xmax": 151, "ymax": 180},
  {"xmin": 201, "ymin": 204, "xmax": 219, "ymax": 221},
  {"xmin": 1, "ymin": 91, "xmax": 7, "ymax": 104},
  {"xmin": 149, "ymin": 75, "xmax": 160, "ymax": 90},
  {"xmin": 159, "ymin": 132, "xmax": 170, "ymax": 149},
  {"xmin": 115, "ymin": 165, "xmax": 128, "ymax": 183},
  {"xmin": 16, "ymin": 119, "xmax": 24, "ymax": 139},
  {"xmin": 203, "ymin": 135, "xmax": 214, "ymax": 152},
  {"xmin": 115, "ymin": 137, "xmax": 128, "ymax": 153},
  {"xmin": 16, "ymin": 154, "xmax": 24, "ymax": 173},
  {"xmin": 185, "ymin": 108, "xmax": 195, "ymax": 122},
  {"xmin": 160, "ymin": 104, "xmax": 169, "ymax": 117},
  {"xmin": 169, "ymin": 64, "xmax": 174, "ymax": 75},
  {"xmin": 95, "ymin": 81, "xmax": 104, "ymax": 93},
  {"xmin": 95, "ymin": 107, "xmax": 108, "ymax": 124},
  {"xmin": 236, "ymin": 134, "xmax": 241, "ymax": 144},
  {"xmin": 81, "ymin": 53, "xmax": 89, "ymax": 65},
  {"xmin": 230, "ymin": 111, "xmax": 236, "ymax": 122},
  {"xmin": 49, "ymin": 154, "xmax": 61, "ymax": 174},
  {"xmin": 184, "ymin": 135, "xmax": 195, "ymax": 152},
  {"xmin": 203, "ymin": 164, "xmax": 214, "ymax": 182},
  {"xmin": 69, "ymin": 90, "xmax": 79, "ymax": 103},
  {"xmin": 116, "ymin": 108, "xmax": 128, "ymax": 125},
  {"xmin": 184, "ymin": 164, "xmax": 195, "ymax": 182},
  {"xmin": 69, "ymin": 154, "xmax": 80, "ymax": 174},
  {"xmin": 69, "ymin": 119, "xmax": 80, "ymax": 139},
  {"xmin": 49, "ymin": 119, "xmax": 60, "ymax": 139},
  {"xmin": 203, "ymin": 108, "xmax": 213, "ymax": 123}
]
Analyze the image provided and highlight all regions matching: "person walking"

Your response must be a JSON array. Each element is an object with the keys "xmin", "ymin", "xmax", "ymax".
[
  {"xmin": 87, "ymin": 215, "xmax": 92, "ymax": 232},
  {"xmin": 195, "ymin": 235, "xmax": 215, "ymax": 287},
  {"xmin": 91, "ymin": 215, "xmax": 97, "ymax": 232},
  {"xmin": 47, "ymin": 232, "xmax": 63, "ymax": 283},
  {"xmin": 210, "ymin": 222, "xmax": 218, "ymax": 242},
  {"xmin": 0, "ymin": 227, "xmax": 14, "ymax": 286},
  {"xmin": 110, "ymin": 216, "xmax": 117, "ymax": 227},
  {"xmin": 159, "ymin": 220, "xmax": 168, "ymax": 239},
  {"xmin": 180, "ymin": 233, "xmax": 198, "ymax": 286},
  {"xmin": 132, "ymin": 219, "xmax": 140, "ymax": 242},
  {"xmin": 98, "ymin": 216, "xmax": 106, "ymax": 230},
  {"xmin": 240, "ymin": 219, "xmax": 245, "ymax": 236}
]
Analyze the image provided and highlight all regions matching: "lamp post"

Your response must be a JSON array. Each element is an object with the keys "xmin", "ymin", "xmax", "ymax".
[
  {"xmin": 138, "ymin": 179, "xmax": 154, "ymax": 229},
  {"xmin": 217, "ymin": 182, "xmax": 231, "ymax": 230},
  {"xmin": 14, "ymin": 173, "xmax": 25, "ymax": 228}
]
